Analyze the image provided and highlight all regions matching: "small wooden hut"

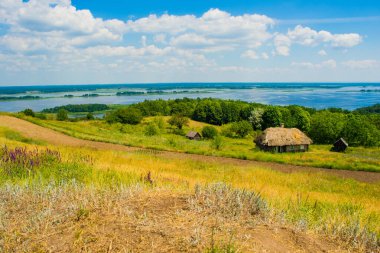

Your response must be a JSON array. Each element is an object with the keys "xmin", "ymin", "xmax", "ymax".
[
  {"xmin": 331, "ymin": 138, "xmax": 348, "ymax": 152},
  {"xmin": 255, "ymin": 127, "xmax": 312, "ymax": 153},
  {"xmin": 186, "ymin": 131, "xmax": 201, "ymax": 140}
]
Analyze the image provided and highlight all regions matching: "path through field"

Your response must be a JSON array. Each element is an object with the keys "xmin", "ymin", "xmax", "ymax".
[{"xmin": 1, "ymin": 115, "xmax": 379, "ymax": 183}]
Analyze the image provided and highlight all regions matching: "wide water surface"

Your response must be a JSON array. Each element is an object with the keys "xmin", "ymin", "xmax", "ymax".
[{"xmin": 0, "ymin": 83, "xmax": 379, "ymax": 112}]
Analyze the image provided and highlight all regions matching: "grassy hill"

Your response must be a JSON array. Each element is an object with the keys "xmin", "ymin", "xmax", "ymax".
[
  {"xmin": 0, "ymin": 122, "xmax": 379, "ymax": 251},
  {"xmin": 20, "ymin": 115, "xmax": 380, "ymax": 172}
]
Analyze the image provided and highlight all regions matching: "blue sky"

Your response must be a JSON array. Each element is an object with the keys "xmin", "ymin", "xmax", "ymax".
[{"xmin": 0, "ymin": 0, "xmax": 379, "ymax": 85}]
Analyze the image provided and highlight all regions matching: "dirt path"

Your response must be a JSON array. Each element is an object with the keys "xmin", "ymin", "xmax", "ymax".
[{"xmin": 1, "ymin": 115, "xmax": 379, "ymax": 183}]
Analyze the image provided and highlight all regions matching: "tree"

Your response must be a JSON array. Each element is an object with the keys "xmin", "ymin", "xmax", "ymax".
[
  {"xmin": 249, "ymin": 108, "xmax": 264, "ymax": 130},
  {"xmin": 286, "ymin": 106, "xmax": 311, "ymax": 132},
  {"xmin": 22, "ymin": 108, "xmax": 35, "ymax": 117},
  {"xmin": 308, "ymin": 111, "xmax": 345, "ymax": 144},
  {"xmin": 224, "ymin": 121, "xmax": 252, "ymax": 138},
  {"xmin": 220, "ymin": 101, "xmax": 241, "ymax": 124},
  {"xmin": 168, "ymin": 115, "xmax": 189, "ymax": 129},
  {"xmin": 170, "ymin": 101, "xmax": 195, "ymax": 117},
  {"xmin": 192, "ymin": 99, "xmax": 223, "ymax": 125},
  {"xmin": 262, "ymin": 106, "xmax": 282, "ymax": 129},
  {"xmin": 106, "ymin": 108, "xmax": 143, "ymax": 125},
  {"xmin": 202, "ymin": 126, "xmax": 218, "ymax": 139},
  {"xmin": 56, "ymin": 109, "xmax": 68, "ymax": 121},
  {"xmin": 341, "ymin": 114, "xmax": 380, "ymax": 147}
]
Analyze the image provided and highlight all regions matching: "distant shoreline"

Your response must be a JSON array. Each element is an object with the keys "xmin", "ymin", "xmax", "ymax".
[{"xmin": 1, "ymin": 83, "xmax": 380, "ymax": 112}]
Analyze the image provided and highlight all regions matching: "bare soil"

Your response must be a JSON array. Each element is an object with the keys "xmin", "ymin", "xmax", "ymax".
[{"xmin": 1, "ymin": 115, "xmax": 379, "ymax": 184}]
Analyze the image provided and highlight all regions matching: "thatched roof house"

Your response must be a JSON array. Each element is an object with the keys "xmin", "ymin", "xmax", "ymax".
[
  {"xmin": 255, "ymin": 127, "xmax": 312, "ymax": 153},
  {"xmin": 186, "ymin": 131, "xmax": 201, "ymax": 140}
]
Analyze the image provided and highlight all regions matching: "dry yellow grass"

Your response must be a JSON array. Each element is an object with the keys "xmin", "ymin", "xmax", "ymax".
[{"xmin": 1, "ymin": 123, "xmax": 380, "ymax": 252}]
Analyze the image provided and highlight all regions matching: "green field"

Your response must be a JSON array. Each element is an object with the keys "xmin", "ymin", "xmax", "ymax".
[{"xmin": 21, "ymin": 115, "xmax": 380, "ymax": 172}]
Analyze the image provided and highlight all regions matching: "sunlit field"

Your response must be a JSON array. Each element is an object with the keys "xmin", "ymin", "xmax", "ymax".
[
  {"xmin": 0, "ymin": 125, "xmax": 379, "ymax": 251},
  {"xmin": 21, "ymin": 115, "xmax": 380, "ymax": 172}
]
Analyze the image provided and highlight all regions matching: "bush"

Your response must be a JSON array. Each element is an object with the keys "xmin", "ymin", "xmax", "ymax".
[
  {"xmin": 202, "ymin": 126, "xmax": 218, "ymax": 139},
  {"xmin": 223, "ymin": 121, "xmax": 252, "ymax": 138},
  {"xmin": 145, "ymin": 123, "xmax": 159, "ymax": 136},
  {"xmin": 56, "ymin": 109, "xmax": 69, "ymax": 121},
  {"xmin": 22, "ymin": 108, "xmax": 35, "ymax": 117},
  {"xmin": 86, "ymin": 112, "xmax": 95, "ymax": 120},
  {"xmin": 35, "ymin": 113, "xmax": 47, "ymax": 120},
  {"xmin": 168, "ymin": 115, "xmax": 189, "ymax": 129},
  {"xmin": 210, "ymin": 135, "xmax": 224, "ymax": 150},
  {"xmin": 106, "ymin": 108, "xmax": 143, "ymax": 125},
  {"xmin": 153, "ymin": 117, "xmax": 166, "ymax": 129}
]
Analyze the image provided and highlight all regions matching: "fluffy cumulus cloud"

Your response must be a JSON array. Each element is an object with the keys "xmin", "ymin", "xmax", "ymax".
[
  {"xmin": 274, "ymin": 25, "xmax": 362, "ymax": 56},
  {"xmin": 0, "ymin": 0, "xmax": 370, "ymax": 83},
  {"xmin": 291, "ymin": 59, "xmax": 337, "ymax": 69},
  {"xmin": 342, "ymin": 60, "xmax": 379, "ymax": 69}
]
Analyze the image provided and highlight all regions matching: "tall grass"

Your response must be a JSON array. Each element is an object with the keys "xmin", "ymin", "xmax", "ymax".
[{"xmin": 0, "ymin": 129, "xmax": 379, "ymax": 251}]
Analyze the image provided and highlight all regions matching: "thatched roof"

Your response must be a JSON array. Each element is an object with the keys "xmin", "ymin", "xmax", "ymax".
[
  {"xmin": 255, "ymin": 127, "xmax": 312, "ymax": 147},
  {"xmin": 186, "ymin": 131, "xmax": 201, "ymax": 138}
]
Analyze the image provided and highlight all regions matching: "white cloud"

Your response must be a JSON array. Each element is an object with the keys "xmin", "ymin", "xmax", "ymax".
[
  {"xmin": 241, "ymin": 50, "xmax": 269, "ymax": 60},
  {"xmin": 287, "ymin": 25, "xmax": 362, "ymax": 48},
  {"xmin": 170, "ymin": 34, "xmax": 214, "ymax": 48},
  {"xmin": 274, "ymin": 25, "xmax": 362, "ymax": 56},
  {"xmin": 261, "ymin": 52, "xmax": 269, "ymax": 59},
  {"xmin": 127, "ymin": 8, "xmax": 275, "ymax": 51},
  {"xmin": 291, "ymin": 59, "xmax": 336, "ymax": 69},
  {"xmin": 241, "ymin": 50, "xmax": 259, "ymax": 59},
  {"xmin": 318, "ymin": 49, "xmax": 327, "ymax": 56},
  {"xmin": 0, "ymin": 1, "xmax": 371, "ymax": 84},
  {"xmin": 83, "ymin": 45, "xmax": 172, "ymax": 57},
  {"xmin": 153, "ymin": 34, "xmax": 167, "ymax": 44},
  {"xmin": 274, "ymin": 34, "xmax": 291, "ymax": 56},
  {"xmin": 141, "ymin": 35, "xmax": 147, "ymax": 47},
  {"xmin": 342, "ymin": 60, "xmax": 379, "ymax": 69}
]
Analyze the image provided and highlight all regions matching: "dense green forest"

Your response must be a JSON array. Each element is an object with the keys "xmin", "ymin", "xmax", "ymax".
[
  {"xmin": 0, "ymin": 95, "xmax": 41, "ymax": 101},
  {"xmin": 128, "ymin": 98, "xmax": 380, "ymax": 147},
  {"xmin": 36, "ymin": 99, "xmax": 380, "ymax": 147},
  {"xmin": 354, "ymin": 103, "xmax": 380, "ymax": 114},
  {"xmin": 42, "ymin": 104, "xmax": 109, "ymax": 113}
]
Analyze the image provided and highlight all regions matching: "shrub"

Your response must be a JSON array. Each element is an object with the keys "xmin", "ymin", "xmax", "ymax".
[
  {"xmin": 202, "ymin": 126, "xmax": 218, "ymax": 139},
  {"xmin": 223, "ymin": 121, "xmax": 252, "ymax": 138},
  {"xmin": 86, "ymin": 112, "xmax": 95, "ymax": 120},
  {"xmin": 211, "ymin": 135, "xmax": 224, "ymax": 150},
  {"xmin": 153, "ymin": 117, "xmax": 166, "ymax": 129},
  {"xmin": 168, "ymin": 115, "xmax": 189, "ymax": 129},
  {"xmin": 106, "ymin": 108, "xmax": 143, "ymax": 125},
  {"xmin": 56, "ymin": 109, "xmax": 69, "ymax": 121},
  {"xmin": 35, "ymin": 113, "xmax": 47, "ymax": 120},
  {"xmin": 22, "ymin": 108, "xmax": 35, "ymax": 117},
  {"xmin": 145, "ymin": 123, "xmax": 159, "ymax": 136}
]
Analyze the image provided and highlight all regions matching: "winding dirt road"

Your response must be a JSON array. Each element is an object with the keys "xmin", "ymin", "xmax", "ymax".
[{"xmin": 1, "ymin": 115, "xmax": 379, "ymax": 183}]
